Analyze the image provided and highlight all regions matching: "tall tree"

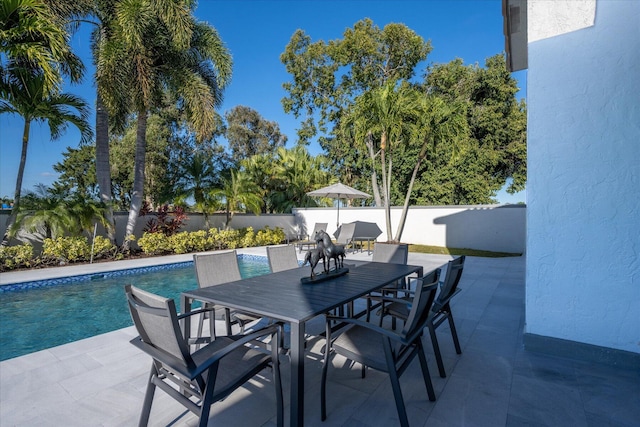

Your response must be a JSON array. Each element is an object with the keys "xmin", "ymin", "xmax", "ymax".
[
  {"xmin": 423, "ymin": 55, "xmax": 527, "ymax": 200},
  {"xmin": 281, "ymin": 18, "xmax": 431, "ymax": 142},
  {"xmin": 0, "ymin": 70, "xmax": 92, "ymax": 245},
  {"xmin": 98, "ymin": 2, "xmax": 232, "ymax": 251},
  {"xmin": 0, "ymin": 0, "xmax": 84, "ymax": 95},
  {"xmin": 225, "ymin": 105, "xmax": 287, "ymax": 165},
  {"xmin": 213, "ymin": 169, "xmax": 263, "ymax": 230},
  {"xmin": 342, "ymin": 80, "xmax": 422, "ymax": 241}
]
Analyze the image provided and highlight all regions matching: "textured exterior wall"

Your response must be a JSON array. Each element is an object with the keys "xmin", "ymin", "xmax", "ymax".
[{"xmin": 526, "ymin": 0, "xmax": 640, "ymax": 353}]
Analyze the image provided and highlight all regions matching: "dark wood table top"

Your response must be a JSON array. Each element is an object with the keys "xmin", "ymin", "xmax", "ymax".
[{"xmin": 182, "ymin": 261, "xmax": 423, "ymax": 324}]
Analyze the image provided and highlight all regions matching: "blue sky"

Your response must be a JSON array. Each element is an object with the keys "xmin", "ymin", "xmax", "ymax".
[{"xmin": 0, "ymin": 0, "xmax": 527, "ymax": 203}]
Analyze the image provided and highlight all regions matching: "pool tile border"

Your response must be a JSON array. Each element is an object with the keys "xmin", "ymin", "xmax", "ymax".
[{"xmin": 0, "ymin": 254, "xmax": 269, "ymax": 293}]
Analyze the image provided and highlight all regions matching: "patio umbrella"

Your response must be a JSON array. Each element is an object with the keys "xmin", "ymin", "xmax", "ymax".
[{"xmin": 307, "ymin": 182, "xmax": 371, "ymax": 228}]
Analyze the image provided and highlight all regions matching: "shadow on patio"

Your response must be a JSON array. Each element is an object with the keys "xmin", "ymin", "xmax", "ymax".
[{"xmin": 0, "ymin": 253, "xmax": 638, "ymax": 426}]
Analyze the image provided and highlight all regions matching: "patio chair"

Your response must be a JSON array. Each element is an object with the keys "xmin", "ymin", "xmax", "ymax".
[
  {"xmin": 296, "ymin": 222, "xmax": 328, "ymax": 252},
  {"xmin": 193, "ymin": 251, "xmax": 262, "ymax": 338},
  {"xmin": 378, "ymin": 255, "xmax": 466, "ymax": 377},
  {"xmin": 334, "ymin": 222, "xmax": 356, "ymax": 251},
  {"xmin": 320, "ymin": 269, "xmax": 440, "ymax": 427},
  {"xmin": 124, "ymin": 285, "xmax": 283, "ymax": 427},
  {"xmin": 364, "ymin": 243, "xmax": 410, "ymax": 322},
  {"xmin": 267, "ymin": 244, "xmax": 300, "ymax": 273}
]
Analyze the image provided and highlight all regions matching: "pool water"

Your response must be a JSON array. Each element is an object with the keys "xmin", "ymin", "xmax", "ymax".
[{"xmin": 0, "ymin": 259, "xmax": 271, "ymax": 361}]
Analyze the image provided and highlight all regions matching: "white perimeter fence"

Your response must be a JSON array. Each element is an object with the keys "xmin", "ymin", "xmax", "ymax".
[{"xmin": 0, "ymin": 204, "xmax": 525, "ymax": 254}]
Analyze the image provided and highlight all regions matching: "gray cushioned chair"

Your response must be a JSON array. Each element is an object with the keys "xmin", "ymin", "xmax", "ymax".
[
  {"xmin": 193, "ymin": 250, "xmax": 261, "ymax": 337},
  {"xmin": 296, "ymin": 222, "xmax": 328, "ymax": 252},
  {"xmin": 320, "ymin": 269, "xmax": 440, "ymax": 427},
  {"xmin": 267, "ymin": 244, "xmax": 300, "ymax": 273},
  {"xmin": 125, "ymin": 284, "xmax": 283, "ymax": 427},
  {"xmin": 379, "ymin": 255, "xmax": 466, "ymax": 377},
  {"xmin": 365, "ymin": 243, "xmax": 410, "ymax": 322}
]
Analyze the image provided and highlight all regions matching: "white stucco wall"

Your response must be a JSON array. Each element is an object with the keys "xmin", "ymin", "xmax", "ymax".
[
  {"xmin": 294, "ymin": 205, "xmax": 526, "ymax": 254},
  {"xmin": 526, "ymin": 0, "xmax": 640, "ymax": 353}
]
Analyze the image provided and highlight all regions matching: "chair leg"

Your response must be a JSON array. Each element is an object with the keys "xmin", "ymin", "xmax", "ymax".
[
  {"xmin": 388, "ymin": 364, "xmax": 409, "ymax": 427},
  {"xmin": 139, "ymin": 367, "xmax": 158, "ymax": 427},
  {"xmin": 271, "ymin": 330, "xmax": 284, "ymax": 427},
  {"xmin": 428, "ymin": 322, "xmax": 447, "ymax": 378},
  {"xmin": 417, "ymin": 340, "xmax": 436, "ymax": 401},
  {"xmin": 320, "ymin": 344, "xmax": 330, "ymax": 421},
  {"xmin": 446, "ymin": 310, "xmax": 462, "ymax": 354}
]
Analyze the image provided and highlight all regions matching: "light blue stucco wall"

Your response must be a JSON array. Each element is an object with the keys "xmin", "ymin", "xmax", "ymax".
[{"xmin": 526, "ymin": 0, "xmax": 640, "ymax": 353}]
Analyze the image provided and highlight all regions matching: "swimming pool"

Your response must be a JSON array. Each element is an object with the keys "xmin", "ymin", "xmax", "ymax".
[{"xmin": 0, "ymin": 256, "xmax": 271, "ymax": 361}]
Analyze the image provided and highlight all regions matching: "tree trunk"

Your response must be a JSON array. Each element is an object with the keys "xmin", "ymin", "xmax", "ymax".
[
  {"xmin": 379, "ymin": 146, "xmax": 393, "ymax": 242},
  {"xmin": 95, "ymin": 93, "xmax": 116, "ymax": 245},
  {"xmin": 122, "ymin": 112, "xmax": 148, "ymax": 251},
  {"xmin": 1, "ymin": 119, "xmax": 30, "ymax": 246},
  {"xmin": 365, "ymin": 132, "xmax": 383, "ymax": 206},
  {"xmin": 394, "ymin": 148, "xmax": 428, "ymax": 242}
]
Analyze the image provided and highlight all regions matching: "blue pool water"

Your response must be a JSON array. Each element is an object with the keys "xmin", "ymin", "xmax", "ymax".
[{"xmin": 0, "ymin": 257, "xmax": 271, "ymax": 361}]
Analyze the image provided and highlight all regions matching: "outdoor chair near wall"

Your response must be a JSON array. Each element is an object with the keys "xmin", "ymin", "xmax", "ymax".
[
  {"xmin": 267, "ymin": 244, "xmax": 300, "ymax": 273},
  {"xmin": 124, "ymin": 284, "xmax": 283, "ymax": 427},
  {"xmin": 364, "ymin": 243, "xmax": 410, "ymax": 322},
  {"xmin": 378, "ymin": 255, "xmax": 466, "ymax": 378},
  {"xmin": 320, "ymin": 269, "xmax": 440, "ymax": 427},
  {"xmin": 296, "ymin": 222, "xmax": 328, "ymax": 253},
  {"xmin": 334, "ymin": 222, "xmax": 356, "ymax": 251},
  {"xmin": 193, "ymin": 251, "xmax": 261, "ymax": 338}
]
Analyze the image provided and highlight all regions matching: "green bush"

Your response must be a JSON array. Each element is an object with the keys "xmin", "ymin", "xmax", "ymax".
[
  {"xmin": 0, "ymin": 244, "xmax": 33, "ymax": 271},
  {"xmin": 137, "ymin": 232, "xmax": 173, "ymax": 255},
  {"xmin": 255, "ymin": 226, "xmax": 286, "ymax": 246},
  {"xmin": 42, "ymin": 236, "xmax": 91, "ymax": 263},
  {"xmin": 91, "ymin": 236, "xmax": 116, "ymax": 259}
]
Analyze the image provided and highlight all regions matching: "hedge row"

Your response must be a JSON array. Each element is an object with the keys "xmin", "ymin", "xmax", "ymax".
[{"xmin": 0, "ymin": 226, "xmax": 286, "ymax": 272}]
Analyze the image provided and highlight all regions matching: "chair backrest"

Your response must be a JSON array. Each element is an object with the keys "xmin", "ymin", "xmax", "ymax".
[
  {"xmin": 124, "ymin": 284, "xmax": 193, "ymax": 367},
  {"xmin": 335, "ymin": 222, "xmax": 356, "ymax": 245},
  {"xmin": 372, "ymin": 243, "xmax": 409, "ymax": 265},
  {"xmin": 193, "ymin": 250, "xmax": 242, "ymax": 288},
  {"xmin": 401, "ymin": 269, "xmax": 440, "ymax": 339},
  {"xmin": 267, "ymin": 244, "xmax": 299, "ymax": 273},
  {"xmin": 436, "ymin": 255, "xmax": 466, "ymax": 306},
  {"xmin": 308, "ymin": 222, "xmax": 328, "ymax": 239}
]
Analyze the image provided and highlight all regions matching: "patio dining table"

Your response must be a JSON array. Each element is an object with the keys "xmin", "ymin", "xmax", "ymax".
[{"xmin": 181, "ymin": 261, "xmax": 423, "ymax": 426}]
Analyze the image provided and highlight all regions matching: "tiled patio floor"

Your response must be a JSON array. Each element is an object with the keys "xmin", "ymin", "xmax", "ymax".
[{"xmin": 1, "ymin": 248, "xmax": 638, "ymax": 426}]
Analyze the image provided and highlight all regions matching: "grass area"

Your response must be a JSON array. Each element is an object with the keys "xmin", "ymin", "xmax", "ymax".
[{"xmin": 407, "ymin": 244, "xmax": 521, "ymax": 258}]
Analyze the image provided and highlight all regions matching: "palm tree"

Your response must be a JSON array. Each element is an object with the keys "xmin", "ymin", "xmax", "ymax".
[
  {"xmin": 0, "ymin": 0, "xmax": 84, "ymax": 95},
  {"xmin": 346, "ymin": 81, "xmax": 421, "ymax": 241},
  {"xmin": 213, "ymin": 170, "xmax": 263, "ymax": 230},
  {"xmin": 393, "ymin": 96, "xmax": 468, "ymax": 241},
  {"xmin": 0, "ymin": 69, "xmax": 92, "ymax": 245},
  {"xmin": 270, "ymin": 146, "xmax": 331, "ymax": 213},
  {"xmin": 13, "ymin": 184, "xmax": 109, "ymax": 240},
  {"xmin": 175, "ymin": 152, "xmax": 221, "ymax": 228},
  {"xmin": 97, "ymin": 3, "xmax": 231, "ymax": 251}
]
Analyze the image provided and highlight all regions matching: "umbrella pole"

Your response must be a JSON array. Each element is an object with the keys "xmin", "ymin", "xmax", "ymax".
[{"xmin": 336, "ymin": 199, "xmax": 340, "ymax": 229}]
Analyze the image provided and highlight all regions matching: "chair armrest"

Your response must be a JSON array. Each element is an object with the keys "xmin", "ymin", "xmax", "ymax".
[
  {"xmin": 190, "ymin": 323, "xmax": 283, "ymax": 378},
  {"xmin": 433, "ymin": 287, "xmax": 462, "ymax": 312},
  {"xmin": 176, "ymin": 306, "xmax": 215, "ymax": 321},
  {"xmin": 366, "ymin": 294, "xmax": 412, "ymax": 305},
  {"xmin": 325, "ymin": 314, "xmax": 407, "ymax": 343}
]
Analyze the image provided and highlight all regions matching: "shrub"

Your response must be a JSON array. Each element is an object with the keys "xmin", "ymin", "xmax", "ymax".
[
  {"xmin": 0, "ymin": 244, "xmax": 33, "ymax": 271},
  {"xmin": 42, "ymin": 236, "xmax": 91, "ymax": 263},
  {"xmin": 255, "ymin": 226, "xmax": 286, "ymax": 246},
  {"xmin": 91, "ymin": 236, "xmax": 116, "ymax": 259},
  {"xmin": 137, "ymin": 232, "xmax": 172, "ymax": 255}
]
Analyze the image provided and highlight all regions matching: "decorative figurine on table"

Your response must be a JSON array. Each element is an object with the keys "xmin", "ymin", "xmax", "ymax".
[
  {"xmin": 300, "ymin": 230, "xmax": 349, "ymax": 284},
  {"xmin": 302, "ymin": 243, "xmax": 326, "ymax": 278}
]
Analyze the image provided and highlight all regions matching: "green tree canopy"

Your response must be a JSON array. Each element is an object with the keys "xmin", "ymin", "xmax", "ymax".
[{"xmin": 225, "ymin": 105, "xmax": 288, "ymax": 165}]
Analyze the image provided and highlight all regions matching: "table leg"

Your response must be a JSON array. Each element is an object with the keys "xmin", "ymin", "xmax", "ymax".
[
  {"xmin": 290, "ymin": 321, "xmax": 305, "ymax": 427},
  {"xmin": 180, "ymin": 295, "xmax": 191, "ymax": 340}
]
